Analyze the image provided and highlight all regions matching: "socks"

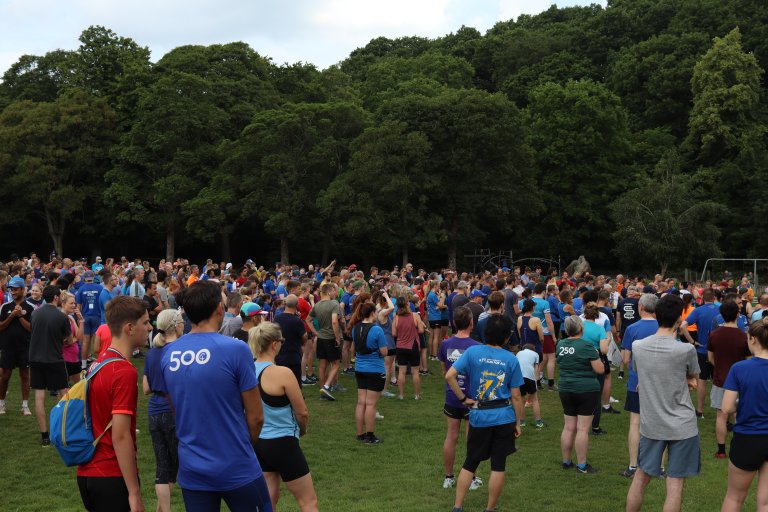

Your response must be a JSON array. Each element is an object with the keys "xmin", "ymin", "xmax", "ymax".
[
  {"xmin": 21, "ymin": 400, "xmax": 28, "ymax": 408},
  {"xmin": 548, "ymin": 379, "xmax": 554, "ymax": 387},
  {"xmin": 718, "ymin": 443, "xmax": 726, "ymax": 454},
  {"xmin": 603, "ymin": 404, "xmax": 611, "ymax": 410},
  {"xmin": 41, "ymin": 431, "xmax": 49, "ymax": 441},
  {"xmin": 0, "ymin": 399, "xmax": 5, "ymax": 407}
]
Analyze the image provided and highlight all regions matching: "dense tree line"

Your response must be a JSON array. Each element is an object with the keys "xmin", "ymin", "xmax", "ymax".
[{"xmin": 0, "ymin": 0, "xmax": 766, "ymax": 273}]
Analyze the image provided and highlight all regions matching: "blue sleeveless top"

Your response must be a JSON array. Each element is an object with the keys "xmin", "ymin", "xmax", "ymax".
[
  {"xmin": 254, "ymin": 361, "xmax": 300, "ymax": 439},
  {"xmin": 519, "ymin": 316, "xmax": 541, "ymax": 351},
  {"xmin": 377, "ymin": 309, "xmax": 395, "ymax": 350}
]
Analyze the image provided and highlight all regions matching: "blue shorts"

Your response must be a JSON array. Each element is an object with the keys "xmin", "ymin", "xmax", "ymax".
[
  {"xmin": 624, "ymin": 390, "xmax": 639, "ymax": 414},
  {"xmin": 181, "ymin": 476, "xmax": 272, "ymax": 512},
  {"xmin": 83, "ymin": 316, "xmax": 101, "ymax": 335},
  {"xmin": 638, "ymin": 434, "xmax": 700, "ymax": 478}
]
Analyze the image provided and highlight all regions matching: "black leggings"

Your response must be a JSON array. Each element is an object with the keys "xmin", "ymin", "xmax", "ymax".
[
  {"xmin": 78, "ymin": 476, "xmax": 132, "ymax": 512},
  {"xmin": 592, "ymin": 373, "xmax": 605, "ymax": 430}
]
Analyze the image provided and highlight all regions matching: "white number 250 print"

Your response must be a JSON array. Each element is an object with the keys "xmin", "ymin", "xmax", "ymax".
[
  {"xmin": 168, "ymin": 349, "xmax": 212, "ymax": 371},
  {"xmin": 558, "ymin": 346, "xmax": 575, "ymax": 356}
]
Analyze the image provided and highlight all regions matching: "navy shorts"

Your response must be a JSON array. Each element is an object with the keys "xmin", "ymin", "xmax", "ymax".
[
  {"xmin": 624, "ymin": 390, "xmax": 640, "ymax": 414},
  {"xmin": 83, "ymin": 316, "xmax": 101, "ymax": 336},
  {"xmin": 638, "ymin": 434, "xmax": 700, "ymax": 478}
]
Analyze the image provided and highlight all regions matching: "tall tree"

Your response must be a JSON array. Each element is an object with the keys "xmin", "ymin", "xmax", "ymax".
[{"xmin": 0, "ymin": 92, "xmax": 117, "ymax": 255}]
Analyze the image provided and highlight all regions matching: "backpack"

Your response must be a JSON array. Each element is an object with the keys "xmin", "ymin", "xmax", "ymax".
[
  {"xmin": 49, "ymin": 357, "xmax": 123, "ymax": 466},
  {"xmin": 353, "ymin": 323, "xmax": 375, "ymax": 355}
]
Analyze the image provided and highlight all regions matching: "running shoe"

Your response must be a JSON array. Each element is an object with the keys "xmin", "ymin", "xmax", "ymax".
[
  {"xmin": 618, "ymin": 371, "xmax": 624, "ymax": 380},
  {"xmin": 714, "ymin": 452, "xmax": 727, "ymax": 459},
  {"xmin": 301, "ymin": 377, "xmax": 316, "ymax": 386},
  {"xmin": 330, "ymin": 384, "xmax": 347, "ymax": 393},
  {"xmin": 576, "ymin": 464, "xmax": 599, "ymax": 474},
  {"xmin": 519, "ymin": 419, "xmax": 526, "ymax": 427},
  {"xmin": 365, "ymin": 434, "xmax": 383, "ymax": 445},
  {"xmin": 603, "ymin": 406, "xmax": 621, "ymax": 415},
  {"xmin": 442, "ymin": 476, "xmax": 456, "ymax": 489},
  {"xmin": 381, "ymin": 390, "xmax": 396, "ymax": 398},
  {"xmin": 41, "ymin": 438, "xmax": 50, "ymax": 447},
  {"xmin": 390, "ymin": 378, "xmax": 398, "ymax": 386},
  {"xmin": 414, "ymin": 394, "xmax": 422, "ymax": 400},
  {"xmin": 619, "ymin": 467, "xmax": 637, "ymax": 478},
  {"xmin": 696, "ymin": 411, "xmax": 705, "ymax": 420},
  {"xmin": 419, "ymin": 369, "xmax": 431, "ymax": 376},
  {"xmin": 320, "ymin": 388, "xmax": 336, "ymax": 401},
  {"xmin": 469, "ymin": 476, "xmax": 483, "ymax": 490},
  {"xmin": 0, "ymin": 403, "xmax": 5, "ymax": 415},
  {"xmin": 535, "ymin": 420, "xmax": 545, "ymax": 429},
  {"xmin": 342, "ymin": 367, "xmax": 355, "ymax": 375},
  {"xmin": 610, "ymin": 396, "xmax": 620, "ymax": 403},
  {"xmin": 561, "ymin": 461, "xmax": 574, "ymax": 470},
  {"xmin": 21, "ymin": 405, "xmax": 31, "ymax": 416},
  {"xmin": 356, "ymin": 434, "xmax": 368, "ymax": 442},
  {"xmin": 375, "ymin": 411, "xmax": 384, "ymax": 420},
  {"xmin": 590, "ymin": 428, "xmax": 607, "ymax": 436},
  {"xmin": 307, "ymin": 375, "xmax": 318, "ymax": 383}
]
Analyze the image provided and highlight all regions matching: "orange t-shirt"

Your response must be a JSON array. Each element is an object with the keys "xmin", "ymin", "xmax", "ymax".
[{"xmin": 187, "ymin": 275, "xmax": 200, "ymax": 286}]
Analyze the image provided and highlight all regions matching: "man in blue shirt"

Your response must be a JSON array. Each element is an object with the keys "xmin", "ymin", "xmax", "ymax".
[
  {"xmin": 619, "ymin": 293, "xmax": 659, "ymax": 478},
  {"xmin": 157, "ymin": 281, "xmax": 270, "ymax": 511},
  {"xmin": 446, "ymin": 315, "xmax": 524, "ymax": 512},
  {"xmin": 680, "ymin": 288, "xmax": 720, "ymax": 417},
  {"xmin": 76, "ymin": 270, "xmax": 103, "ymax": 367}
]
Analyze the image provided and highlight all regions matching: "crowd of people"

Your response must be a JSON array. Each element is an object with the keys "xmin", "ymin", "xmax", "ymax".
[{"xmin": 0, "ymin": 253, "xmax": 767, "ymax": 511}]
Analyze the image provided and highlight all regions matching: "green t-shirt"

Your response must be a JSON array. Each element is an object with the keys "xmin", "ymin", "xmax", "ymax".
[
  {"xmin": 308, "ymin": 299, "xmax": 340, "ymax": 339},
  {"xmin": 556, "ymin": 337, "xmax": 600, "ymax": 393}
]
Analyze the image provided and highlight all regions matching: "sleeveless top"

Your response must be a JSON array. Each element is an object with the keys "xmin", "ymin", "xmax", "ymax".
[
  {"xmin": 395, "ymin": 312, "xmax": 419, "ymax": 350},
  {"xmin": 740, "ymin": 299, "xmax": 749, "ymax": 317},
  {"xmin": 520, "ymin": 316, "xmax": 541, "ymax": 350},
  {"xmin": 376, "ymin": 308, "xmax": 395, "ymax": 350},
  {"xmin": 254, "ymin": 361, "xmax": 300, "ymax": 439},
  {"xmin": 558, "ymin": 303, "xmax": 571, "ymax": 332}
]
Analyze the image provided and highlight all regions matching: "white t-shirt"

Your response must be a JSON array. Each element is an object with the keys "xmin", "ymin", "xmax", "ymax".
[{"xmin": 516, "ymin": 348, "xmax": 540, "ymax": 381}]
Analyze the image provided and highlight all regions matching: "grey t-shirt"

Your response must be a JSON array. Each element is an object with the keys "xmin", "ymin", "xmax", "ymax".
[
  {"xmin": 308, "ymin": 299, "xmax": 340, "ymax": 340},
  {"xmin": 29, "ymin": 304, "xmax": 70, "ymax": 363},
  {"xmin": 633, "ymin": 334, "xmax": 700, "ymax": 440},
  {"xmin": 219, "ymin": 314, "xmax": 243, "ymax": 337},
  {"xmin": 503, "ymin": 288, "xmax": 518, "ymax": 324}
]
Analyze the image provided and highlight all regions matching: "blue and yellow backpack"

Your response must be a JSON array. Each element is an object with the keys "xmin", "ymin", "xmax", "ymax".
[{"xmin": 49, "ymin": 358, "xmax": 122, "ymax": 466}]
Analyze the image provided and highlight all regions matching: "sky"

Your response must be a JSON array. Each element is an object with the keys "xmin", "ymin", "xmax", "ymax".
[{"xmin": 0, "ymin": 0, "xmax": 606, "ymax": 74}]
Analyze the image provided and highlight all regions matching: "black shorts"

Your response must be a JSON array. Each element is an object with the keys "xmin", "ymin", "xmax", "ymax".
[
  {"xmin": 0, "ymin": 338, "xmax": 29, "ymax": 369},
  {"xmin": 625, "ymin": 390, "xmax": 640, "ymax": 414},
  {"xmin": 66, "ymin": 362, "xmax": 82, "ymax": 377},
  {"xmin": 255, "ymin": 436, "xmax": 310, "ymax": 482},
  {"xmin": 386, "ymin": 348, "xmax": 396, "ymax": 357},
  {"xmin": 730, "ymin": 432, "xmax": 768, "ymax": 471},
  {"xmin": 316, "ymin": 338, "xmax": 340, "ymax": 361},
  {"xmin": 601, "ymin": 353, "xmax": 611, "ymax": 375},
  {"xmin": 396, "ymin": 347, "xmax": 420, "ymax": 367},
  {"xmin": 30, "ymin": 362, "xmax": 68, "ymax": 391},
  {"xmin": 559, "ymin": 391, "xmax": 600, "ymax": 417},
  {"xmin": 355, "ymin": 371, "xmax": 385, "ymax": 392},
  {"xmin": 697, "ymin": 352, "xmax": 712, "ymax": 380},
  {"xmin": 520, "ymin": 378, "xmax": 537, "ymax": 396},
  {"xmin": 443, "ymin": 404, "xmax": 469, "ymax": 420},
  {"xmin": 463, "ymin": 423, "xmax": 517, "ymax": 473},
  {"xmin": 418, "ymin": 333, "xmax": 426, "ymax": 349},
  {"xmin": 149, "ymin": 412, "xmax": 179, "ymax": 484},
  {"xmin": 78, "ymin": 476, "xmax": 131, "ymax": 512},
  {"xmin": 429, "ymin": 319, "xmax": 448, "ymax": 328}
]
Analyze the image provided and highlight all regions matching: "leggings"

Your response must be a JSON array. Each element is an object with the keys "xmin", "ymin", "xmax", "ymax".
[
  {"xmin": 181, "ymin": 475, "xmax": 273, "ymax": 512},
  {"xmin": 592, "ymin": 372, "xmax": 605, "ymax": 430}
]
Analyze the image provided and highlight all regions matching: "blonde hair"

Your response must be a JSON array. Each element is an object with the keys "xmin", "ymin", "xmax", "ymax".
[
  {"xmin": 152, "ymin": 309, "xmax": 183, "ymax": 348},
  {"xmin": 248, "ymin": 321, "xmax": 282, "ymax": 358},
  {"xmin": 59, "ymin": 290, "xmax": 74, "ymax": 305}
]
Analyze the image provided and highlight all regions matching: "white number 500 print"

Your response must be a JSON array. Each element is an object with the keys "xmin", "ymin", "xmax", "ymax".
[{"xmin": 168, "ymin": 349, "xmax": 212, "ymax": 371}]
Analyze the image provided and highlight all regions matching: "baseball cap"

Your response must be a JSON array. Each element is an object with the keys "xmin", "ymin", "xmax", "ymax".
[
  {"xmin": 83, "ymin": 270, "xmax": 96, "ymax": 281},
  {"xmin": 470, "ymin": 289, "xmax": 487, "ymax": 299},
  {"xmin": 95, "ymin": 256, "xmax": 102, "ymax": 262},
  {"xmin": 501, "ymin": 266, "xmax": 510, "ymax": 272},
  {"xmin": 348, "ymin": 264, "xmax": 357, "ymax": 270},
  {"xmin": 8, "ymin": 277, "xmax": 25, "ymax": 289},
  {"xmin": 241, "ymin": 302, "xmax": 269, "ymax": 317}
]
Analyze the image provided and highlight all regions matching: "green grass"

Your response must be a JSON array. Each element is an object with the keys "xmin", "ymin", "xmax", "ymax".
[{"xmin": 0, "ymin": 360, "xmax": 761, "ymax": 511}]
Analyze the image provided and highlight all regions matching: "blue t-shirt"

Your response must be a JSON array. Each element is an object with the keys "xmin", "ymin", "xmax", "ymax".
[
  {"xmin": 724, "ymin": 357, "xmax": 768, "ymax": 435},
  {"xmin": 532, "ymin": 297, "xmax": 551, "ymax": 335},
  {"xmin": 98, "ymin": 288, "xmax": 113, "ymax": 324},
  {"xmin": 547, "ymin": 296, "xmax": 561, "ymax": 321},
  {"xmin": 712, "ymin": 314, "xmax": 748, "ymax": 333},
  {"xmin": 144, "ymin": 346, "xmax": 171, "ymax": 416},
  {"xmin": 427, "ymin": 291, "xmax": 441, "ymax": 321},
  {"xmin": 573, "ymin": 297, "xmax": 584, "ymax": 316},
  {"xmin": 684, "ymin": 303, "xmax": 720, "ymax": 353},
  {"xmin": 581, "ymin": 321, "xmax": 607, "ymax": 352},
  {"xmin": 263, "ymin": 279, "xmax": 276, "ymax": 296},
  {"xmin": 158, "ymin": 332, "xmax": 262, "ymax": 491},
  {"xmin": 353, "ymin": 323, "xmax": 387, "ymax": 373},
  {"xmin": 620, "ymin": 319, "xmax": 659, "ymax": 392},
  {"xmin": 76, "ymin": 283, "xmax": 103, "ymax": 318},
  {"xmin": 341, "ymin": 292, "xmax": 354, "ymax": 317},
  {"xmin": 275, "ymin": 284, "xmax": 287, "ymax": 299},
  {"xmin": 452, "ymin": 344, "xmax": 524, "ymax": 427}
]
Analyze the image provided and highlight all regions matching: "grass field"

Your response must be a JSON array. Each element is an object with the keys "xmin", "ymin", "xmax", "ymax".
[{"xmin": 0, "ymin": 358, "xmax": 761, "ymax": 512}]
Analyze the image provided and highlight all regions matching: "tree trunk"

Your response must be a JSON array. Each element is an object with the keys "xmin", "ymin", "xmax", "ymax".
[
  {"xmin": 220, "ymin": 232, "xmax": 231, "ymax": 263},
  {"xmin": 165, "ymin": 222, "xmax": 175, "ymax": 262},
  {"xmin": 402, "ymin": 244, "xmax": 409, "ymax": 269},
  {"xmin": 660, "ymin": 262, "xmax": 668, "ymax": 277},
  {"xmin": 44, "ymin": 208, "xmax": 65, "ymax": 257},
  {"xmin": 447, "ymin": 220, "xmax": 458, "ymax": 270},
  {"xmin": 280, "ymin": 237, "xmax": 289, "ymax": 265}
]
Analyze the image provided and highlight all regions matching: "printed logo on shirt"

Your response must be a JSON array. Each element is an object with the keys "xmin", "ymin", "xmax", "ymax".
[
  {"xmin": 478, "ymin": 370, "xmax": 506, "ymax": 400},
  {"xmin": 168, "ymin": 349, "xmax": 212, "ymax": 371}
]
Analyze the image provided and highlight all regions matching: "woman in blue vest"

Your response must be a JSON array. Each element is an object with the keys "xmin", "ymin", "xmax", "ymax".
[
  {"xmin": 250, "ymin": 322, "xmax": 318, "ymax": 512},
  {"xmin": 351, "ymin": 302, "xmax": 389, "ymax": 444}
]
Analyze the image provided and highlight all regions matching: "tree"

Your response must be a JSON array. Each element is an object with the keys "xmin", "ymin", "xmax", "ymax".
[
  {"xmin": 224, "ymin": 101, "xmax": 370, "ymax": 264},
  {"xmin": 523, "ymin": 79, "xmax": 631, "ymax": 257},
  {"xmin": 0, "ymin": 50, "xmax": 75, "ymax": 105},
  {"xmin": 0, "ymin": 92, "xmax": 117, "ymax": 255},
  {"xmin": 380, "ymin": 87, "xmax": 536, "ymax": 268},
  {"xmin": 610, "ymin": 151, "xmax": 725, "ymax": 275},
  {"xmin": 319, "ymin": 120, "xmax": 438, "ymax": 266}
]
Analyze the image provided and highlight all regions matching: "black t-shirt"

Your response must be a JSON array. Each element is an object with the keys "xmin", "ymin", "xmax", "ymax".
[
  {"xmin": 144, "ymin": 294, "xmax": 160, "ymax": 321},
  {"xmin": 233, "ymin": 329, "xmax": 249, "ymax": 343},
  {"xmin": 29, "ymin": 304, "xmax": 70, "ymax": 363},
  {"xmin": 0, "ymin": 300, "xmax": 35, "ymax": 344},
  {"xmin": 503, "ymin": 288, "xmax": 518, "ymax": 323},
  {"xmin": 452, "ymin": 293, "xmax": 469, "ymax": 311},
  {"xmin": 617, "ymin": 298, "xmax": 640, "ymax": 336},
  {"xmin": 274, "ymin": 312, "xmax": 306, "ymax": 366},
  {"xmin": 467, "ymin": 302, "xmax": 486, "ymax": 339}
]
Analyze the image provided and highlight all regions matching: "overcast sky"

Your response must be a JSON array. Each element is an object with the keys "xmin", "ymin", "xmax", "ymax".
[{"xmin": 0, "ymin": 0, "xmax": 605, "ymax": 74}]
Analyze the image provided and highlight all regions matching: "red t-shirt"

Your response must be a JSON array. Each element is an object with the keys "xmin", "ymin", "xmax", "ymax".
[
  {"xmin": 708, "ymin": 326, "xmax": 750, "ymax": 387},
  {"xmin": 77, "ymin": 350, "xmax": 138, "ymax": 477},
  {"xmin": 298, "ymin": 297, "xmax": 312, "ymax": 333},
  {"xmin": 94, "ymin": 324, "xmax": 113, "ymax": 359}
]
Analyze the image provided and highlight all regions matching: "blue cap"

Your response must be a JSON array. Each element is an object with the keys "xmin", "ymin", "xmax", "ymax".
[
  {"xmin": 8, "ymin": 277, "xmax": 25, "ymax": 289},
  {"xmin": 501, "ymin": 266, "xmax": 510, "ymax": 272},
  {"xmin": 470, "ymin": 289, "xmax": 487, "ymax": 299},
  {"xmin": 241, "ymin": 302, "xmax": 268, "ymax": 317}
]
